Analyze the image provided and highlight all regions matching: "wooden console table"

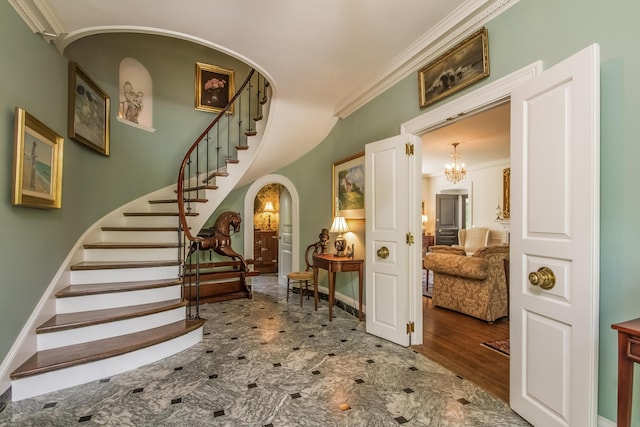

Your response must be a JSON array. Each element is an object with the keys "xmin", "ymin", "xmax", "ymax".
[
  {"xmin": 312, "ymin": 254, "xmax": 363, "ymax": 322},
  {"xmin": 611, "ymin": 318, "xmax": 640, "ymax": 427}
]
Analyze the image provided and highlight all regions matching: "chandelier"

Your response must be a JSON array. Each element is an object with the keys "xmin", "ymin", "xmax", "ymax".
[{"xmin": 444, "ymin": 142, "xmax": 467, "ymax": 183}]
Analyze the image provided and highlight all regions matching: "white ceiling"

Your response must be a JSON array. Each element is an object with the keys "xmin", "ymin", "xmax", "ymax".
[
  {"xmin": 11, "ymin": 0, "xmax": 513, "ymax": 183},
  {"xmin": 421, "ymin": 102, "xmax": 510, "ymax": 176}
]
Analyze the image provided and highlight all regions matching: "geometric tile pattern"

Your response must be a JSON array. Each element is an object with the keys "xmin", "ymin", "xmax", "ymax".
[{"xmin": 0, "ymin": 276, "xmax": 531, "ymax": 426}]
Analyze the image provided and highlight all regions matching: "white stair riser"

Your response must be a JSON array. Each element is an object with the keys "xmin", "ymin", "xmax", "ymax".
[
  {"xmin": 123, "ymin": 216, "xmax": 180, "ymax": 228},
  {"xmin": 37, "ymin": 307, "xmax": 186, "ymax": 350},
  {"xmin": 84, "ymin": 247, "xmax": 179, "ymax": 262},
  {"xmin": 100, "ymin": 230, "xmax": 180, "ymax": 243},
  {"xmin": 56, "ymin": 285, "xmax": 181, "ymax": 313},
  {"xmin": 147, "ymin": 203, "xmax": 183, "ymax": 213},
  {"xmin": 70, "ymin": 265, "xmax": 180, "ymax": 285},
  {"xmin": 11, "ymin": 327, "xmax": 203, "ymax": 401}
]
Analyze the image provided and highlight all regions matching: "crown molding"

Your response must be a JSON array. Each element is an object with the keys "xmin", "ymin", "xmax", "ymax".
[
  {"xmin": 9, "ymin": 0, "xmax": 66, "ymax": 42},
  {"xmin": 333, "ymin": 0, "xmax": 520, "ymax": 119}
]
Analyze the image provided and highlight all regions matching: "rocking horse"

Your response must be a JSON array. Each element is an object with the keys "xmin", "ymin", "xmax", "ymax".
[{"xmin": 189, "ymin": 211, "xmax": 249, "ymax": 271}]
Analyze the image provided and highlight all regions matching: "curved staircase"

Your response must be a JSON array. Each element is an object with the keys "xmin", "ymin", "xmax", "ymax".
[{"xmin": 7, "ymin": 70, "xmax": 270, "ymax": 401}]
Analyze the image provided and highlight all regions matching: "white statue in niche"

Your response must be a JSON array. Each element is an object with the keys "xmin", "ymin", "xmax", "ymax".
[{"xmin": 120, "ymin": 81, "xmax": 144, "ymax": 124}]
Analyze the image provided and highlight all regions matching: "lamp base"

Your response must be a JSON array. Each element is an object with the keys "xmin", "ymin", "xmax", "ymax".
[{"xmin": 334, "ymin": 236, "xmax": 347, "ymax": 257}]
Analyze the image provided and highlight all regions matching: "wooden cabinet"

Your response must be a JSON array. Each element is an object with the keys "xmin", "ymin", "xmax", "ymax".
[
  {"xmin": 422, "ymin": 234, "xmax": 434, "ymax": 256},
  {"xmin": 254, "ymin": 230, "xmax": 278, "ymax": 273}
]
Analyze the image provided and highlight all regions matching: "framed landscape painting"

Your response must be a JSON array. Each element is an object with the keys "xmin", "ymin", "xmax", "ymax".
[
  {"xmin": 332, "ymin": 152, "xmax": 365, "ymax": 220},
  {"xmin": 68, "ymin": 62, "xmax": 110, "ymax": 156},
  {"xmin": 418, "ymin": 27, "xmax": 489, "ymax": 108},
  {"xmin": 12, "ymin": 108, "xmax": 64, "ymax": 209}
]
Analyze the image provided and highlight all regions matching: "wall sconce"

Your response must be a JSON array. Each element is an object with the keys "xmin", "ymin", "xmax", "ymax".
[
  {"xmin": 263, "ymin": 200, "xmax": 275, "ymax": 229},
  {"xmin": 329, "ymin": 215, "xmax": 350, "ymax": 257}
]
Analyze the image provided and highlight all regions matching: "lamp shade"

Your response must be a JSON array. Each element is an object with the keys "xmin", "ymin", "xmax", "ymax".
[
  {"xmin": 329, "ymin": 216, "xmax": 349, "ymax": 234},
  {"xmin": 263, "ymin": 200, "xmax": 275, "ymax": 213}
]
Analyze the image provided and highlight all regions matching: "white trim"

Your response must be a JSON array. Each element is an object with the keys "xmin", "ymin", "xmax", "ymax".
[
  {"xmin": 401, "ymin": 61, "xmax": 542, "ymax": 347},
  {"xmin": 243, "ymin": 174, "xmax": 300, "ymax": 283},
  {"xmin": 334, "ymin": 0, "xmax": 521, "ymax": 118},
  {"xmin": 402, "ymin": 61, "xmax": 542, "ymax": 136}
]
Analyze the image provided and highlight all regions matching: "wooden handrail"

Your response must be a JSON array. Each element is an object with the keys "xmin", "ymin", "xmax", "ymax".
[{"xmin": 177, "ymin": 69, "xmax": 256, "ymax": 243}]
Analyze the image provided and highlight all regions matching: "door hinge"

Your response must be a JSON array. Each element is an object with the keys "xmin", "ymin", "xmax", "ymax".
[
  {"xmin": 406, "ymin": 232, "xmax": 414, "ymax": 245},
  {"xmin": 405, "ymin": 143, "xmax": 414, "ymax": 156},
  {"xmin": 406, "ymin": 321, "xmax": 415, "ymax": 334}
]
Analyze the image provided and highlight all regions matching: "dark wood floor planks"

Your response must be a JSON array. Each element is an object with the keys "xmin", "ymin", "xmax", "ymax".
[{"xmin": 412, "ymin": 297, "xmax": 510, "ymax": 402}]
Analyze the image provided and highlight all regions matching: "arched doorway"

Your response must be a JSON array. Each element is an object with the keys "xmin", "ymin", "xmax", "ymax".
[{"xmin": 243, "ymin": 174, "xmax": 299, "ymax": 285}]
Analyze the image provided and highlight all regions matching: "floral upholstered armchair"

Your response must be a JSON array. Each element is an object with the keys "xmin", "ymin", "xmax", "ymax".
[{"xmin": 423, "ymin": 245, "xmax": 509, "ymax": 323}]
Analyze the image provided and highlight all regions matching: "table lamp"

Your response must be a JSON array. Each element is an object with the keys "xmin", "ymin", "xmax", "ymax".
[
  {"xmin": 329, "ymin": 215, "xmax": 349, "ymax": 257},
  {"xmin": 263, "ymin": 200, "xmax": 275, "ymax": 229}
]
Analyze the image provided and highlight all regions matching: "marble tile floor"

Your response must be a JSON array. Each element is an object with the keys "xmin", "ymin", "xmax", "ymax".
[{"xmin": 0, "ymin": 275, "xmax": 531, "ymax": 426}]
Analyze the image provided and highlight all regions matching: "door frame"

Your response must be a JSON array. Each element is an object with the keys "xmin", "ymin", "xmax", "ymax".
[
  {"xmin": 400, "ymin": 61, "xmax": 542, "ymax": 346},
  {"xmin": 243, "ymin": 174, "xmax": 300, "ymax": 284}
]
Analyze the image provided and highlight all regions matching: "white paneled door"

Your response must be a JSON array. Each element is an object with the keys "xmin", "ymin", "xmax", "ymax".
[
  {"xmin": 510, "ymin": 44, "xmax": 600, "ymax": 426},
  {"xmin": 365, "ymin": 135, "xmax": 421, "ymax": 346}
]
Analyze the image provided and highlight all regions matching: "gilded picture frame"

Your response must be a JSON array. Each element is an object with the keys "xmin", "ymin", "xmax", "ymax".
[
  {"xmin": 195, "ymin": 62, "xmax": 235, "ymax": 114},
  {"xmin": 332, "ymin": 152, "xmax": 365, "ymax": 221},
  {"xmin": 68, "ymin": 62, "xmax": 110, "ymax": 156},
  {"xmin": 12, "ymin": 108, "xmax": 64, "ymax": 209},
  {"xmin": 418, "ymin": 27, "xmax": 489, "ymax": 108},
  {"xmin": 503, "ymin": 167, "xmax": 510, "ymax": 219}
]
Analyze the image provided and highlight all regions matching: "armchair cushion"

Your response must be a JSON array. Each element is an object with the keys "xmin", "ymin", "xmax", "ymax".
[{"xmin": 423, "ymin": 253, "xmax": 488, "ymax": 281}]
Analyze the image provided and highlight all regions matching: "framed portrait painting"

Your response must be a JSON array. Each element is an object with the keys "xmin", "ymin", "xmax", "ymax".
[
  {"xmin": 418, "ymin": 27, "xmax": 489, "ymax": 108},
  {"xmin": 195, "ymin": 62, "xmax": 235, "ymax": 114},
  {"xmin": 12, "ymin": 108, "xmax": 64, "ymax": 209},
  {"xmin": 332, "ymin": 152, "xmax": 365, "ymax": 220},
  {"xmin": 68, "ymin": 62, "xmax": 110, "ymax": 156}
]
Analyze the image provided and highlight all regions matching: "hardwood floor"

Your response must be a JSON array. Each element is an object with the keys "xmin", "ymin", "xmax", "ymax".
[{"xmin": 412, "ymin": 296, "xmax": 510, "ymax": 402}]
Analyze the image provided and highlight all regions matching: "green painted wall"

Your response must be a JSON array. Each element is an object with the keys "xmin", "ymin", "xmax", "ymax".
[
  {"xmin": 244, "ymin": 1, "xmax": 640, "ymax": 424},
  {"xmin": 0, "ymin": 3, "xmax": 250, "ymax": 366},
  {"xmin": 3, "ymin": 0, "xmax": 640, "ymax": 423}
]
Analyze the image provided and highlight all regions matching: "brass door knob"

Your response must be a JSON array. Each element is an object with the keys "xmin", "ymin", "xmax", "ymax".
[
  {"xmin": 528, "ymin": 267, "xmax": 556, "ymax": 290},
  {"xmin": 376, "ymin": 246, "xmax": 389, "ymax": 259}
]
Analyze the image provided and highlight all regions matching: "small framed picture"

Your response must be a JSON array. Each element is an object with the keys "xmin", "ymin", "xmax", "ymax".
[
  {"xmin": 195, "ymin": 62, "xmax": 235, "ymax": 114},
  {"xmin": 332, "ymin": 152, "xmax": 365, "ymax": 220},
  {"xmin": 68, "ymin": 62, "xmax": 110, "ymax": 156},
  {"xmin": 12, "ymin": 108, "xmax": 64, "ymax": 209}
]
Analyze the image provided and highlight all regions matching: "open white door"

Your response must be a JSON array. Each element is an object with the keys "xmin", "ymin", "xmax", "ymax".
[
  {"xmin": 278, "ymin": 188, "xmax": 293, "ymax": 284},
  {"xmin": 365, "ymin": 134, "xmax": 421, "ymax": 346},
  {"xmin": 510, "ymin": 44, "xmax": 600, "ymax": 426}
]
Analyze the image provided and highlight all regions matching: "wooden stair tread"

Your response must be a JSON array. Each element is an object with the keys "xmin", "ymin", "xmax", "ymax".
[
  {"xmin": 235, "ymin": 145, "xmax": 249, "ymax": 151},
  {"xmin": 70, "ymin": 260, "xmax": 180, "ymax": 271},
  {"xmin": 180, "ymin": 185, "xmax": 218, "ymax": 192},
  {"xmin": 101, "ymin": 226, "xmax": 182, "ymax": 232},
  {"xmin": 83, "ymin": 242, "xmax": 180, "ymax": 249},
  {"xmin": 56, "ymin": 278, "xmax": 182, "ymax": 298},
  {"xmin": 226, "ymin": 159, "xmax": 240, "ymax": 164},
  {"xmin": 123, "ymin": 212, "xmax": 198, "ymax": 217},
  {"xmin": 149, "ymin": 198, "xmax": 207, "ymax": 204},
  {"xmin": 37, "ymin": 300, "xmax": 186, "ymax": 333},
  {"xmin": 11, "ymin": 319, "xmax": 205, "ymax": 379}
]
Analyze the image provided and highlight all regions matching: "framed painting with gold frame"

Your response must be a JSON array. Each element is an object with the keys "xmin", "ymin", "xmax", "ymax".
[
  {"xmin": 12, "ymin": 108, "xmax": 64, "ymax": 209},
  {"xmin": 332, "ymin": 152, "xmax": 365, "ymax": 221},
  {"xmin": 418, "ymin": 27, "xmax": 489, "ymax": 108},
  {"xmin": 68, "ymin": 62, "xmax": 110, "ymax": 156},
  {"xmin": 502, "ymin": 167, "xmax": 510, "ymax": 219},
  {"xmin": 195, "ymin": 62, "xmax": 235, "ymax": 114}
]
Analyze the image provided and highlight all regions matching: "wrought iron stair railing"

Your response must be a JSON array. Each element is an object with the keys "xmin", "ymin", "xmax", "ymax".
[{"xmin": 177, "ymin": 68, "xmax": 268, "ymax": 319}]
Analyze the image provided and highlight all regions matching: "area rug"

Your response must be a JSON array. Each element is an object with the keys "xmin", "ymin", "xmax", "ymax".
[{"xmin": 481, "ymin": 338, "xmax": 510, "ymax": 357}]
